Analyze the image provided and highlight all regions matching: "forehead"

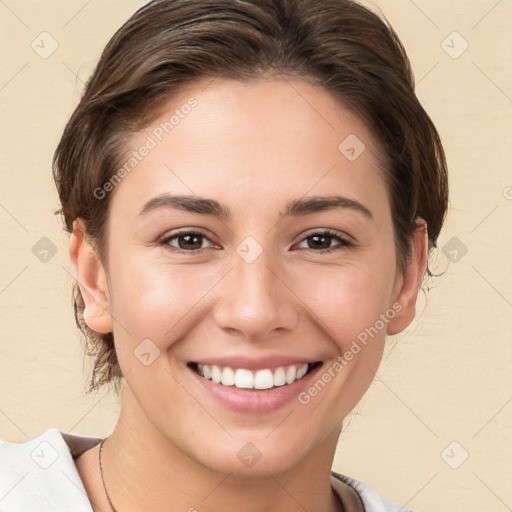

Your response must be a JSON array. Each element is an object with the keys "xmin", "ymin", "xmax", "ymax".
[{"xmin": 109, "ymin": 77, "xmax": 389, "ymax": 222}]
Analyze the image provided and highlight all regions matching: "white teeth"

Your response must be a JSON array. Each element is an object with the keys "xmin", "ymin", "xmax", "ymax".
[
  {"xmin": 211, "ymin": 365, "xmax": 221, "ymax": 384},
  {"xmin": 235, "ymin": 369, "xmax": 253, "ymax": 389},
  {"xmin": 273, "ymin": 367, "xmax": 286, "ymax": 386},
  {"xmin": 285, "ymin": 365, "xmax": 296, "ymax": 384},
  {"xmin": 297, "ymin": 364, "xmax": 308, "ymax": 379},
  {"xmin": 195, "ymin": 363, "xmax": 313, "ymax": 389},
  {"xmin": 254, "ymin": 369, "xmax": 274, "ymax": 390},
  {"xmin": 221, "ymin": 367, "xmax": 235, "ymax": 386}
]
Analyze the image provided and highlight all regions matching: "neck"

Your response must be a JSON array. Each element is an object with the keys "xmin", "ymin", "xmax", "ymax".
[{"xmin": 102, "ymin": 385, "xmax": 343, "ymax": 512}]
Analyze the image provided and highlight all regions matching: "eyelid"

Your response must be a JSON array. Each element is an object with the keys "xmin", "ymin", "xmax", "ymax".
[
  {"xmin": 159, "ymin": 228, "xmax": 219, "ymax": 252},
  {"xmin": 297, "ymin": 227, "xmax": 352, "ymax": 243},
  {"xmin": 292, "ymin": 228, "xmax": 353, "ymax": 252}
]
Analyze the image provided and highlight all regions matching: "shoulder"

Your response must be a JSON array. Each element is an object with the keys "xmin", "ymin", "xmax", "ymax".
[
  {"xmin": 0, "ymin": 428, "xmax": 99, "ymax": 511},
  {"xmin": 331, "ymin": 471, "xmax": 416, "ymax": 512}
]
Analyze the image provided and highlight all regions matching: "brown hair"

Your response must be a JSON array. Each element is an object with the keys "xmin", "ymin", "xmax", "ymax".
[{"xmin": 53, "ymin": 0, "xmax": 448, "ymax": 394}]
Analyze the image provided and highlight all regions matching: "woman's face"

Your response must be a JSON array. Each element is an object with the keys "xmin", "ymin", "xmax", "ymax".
[{"xmin": 77, "ymin": 77, "xmax": 425, "ymax": 475}]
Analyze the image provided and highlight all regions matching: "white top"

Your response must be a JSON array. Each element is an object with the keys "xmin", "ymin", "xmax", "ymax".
[{"xmin": 0, "ymin": 428, "xmax": 413, "ymax": 511}]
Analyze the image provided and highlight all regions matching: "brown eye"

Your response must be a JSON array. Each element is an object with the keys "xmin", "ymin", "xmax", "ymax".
[
  {"xmin": 161, "ymin": 231, "xmax": 215, "ymax": 252},
  {"xmin": 296, "ymin": 230, "xmax": 351, "ymax": 253}
]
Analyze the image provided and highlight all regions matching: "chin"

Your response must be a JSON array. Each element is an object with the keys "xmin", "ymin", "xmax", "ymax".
[{"xmin": 191, "ymin": 436, "xmax": 314, "ymax": 478}]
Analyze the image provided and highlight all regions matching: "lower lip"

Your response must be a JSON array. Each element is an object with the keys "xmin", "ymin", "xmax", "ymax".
[{"xmin": 188, "ymin": 364, "xmax": 323, "ymax": 414}]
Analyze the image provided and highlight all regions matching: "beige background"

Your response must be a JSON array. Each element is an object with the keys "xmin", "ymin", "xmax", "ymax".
[{"xmin": 0, "ymin": 1, "xmax": 511, "ymax": 510}]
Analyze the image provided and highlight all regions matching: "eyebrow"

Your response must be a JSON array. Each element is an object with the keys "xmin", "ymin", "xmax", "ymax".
[{"xmin": 138, "ymin": 194, "xmax": 373, "ymax": 220}]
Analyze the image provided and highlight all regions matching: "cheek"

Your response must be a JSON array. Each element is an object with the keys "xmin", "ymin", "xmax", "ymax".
[
  {"xmin": 107, "ymin": 241, "xmax": 397, "ymax": 361},
  {"xmin": 294, "ymin": 260, "xmax": 396, "ymax": 346},
  {"xmin": 108, "ymin": 254, "xmax": 220, "ymax": 348}
]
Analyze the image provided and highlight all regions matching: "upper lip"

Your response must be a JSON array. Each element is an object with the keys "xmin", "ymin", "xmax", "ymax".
[{"xmin": 188, "ymin": 355, "xmax": 321, "ymax": 371}]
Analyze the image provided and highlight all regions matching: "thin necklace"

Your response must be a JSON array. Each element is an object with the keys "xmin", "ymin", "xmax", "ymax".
[
  {"xmin": 99, "ymin": 437, "xmax": 345, "ymax": 512},
  {"xmin": 99, "ymin": 437, "xmax": 118, "ymax": 512}
]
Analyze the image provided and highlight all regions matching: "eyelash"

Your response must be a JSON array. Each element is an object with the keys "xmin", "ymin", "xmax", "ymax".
[{"xmin": 159, "ymin": 229, "xmax": 352, "ymax": 255}]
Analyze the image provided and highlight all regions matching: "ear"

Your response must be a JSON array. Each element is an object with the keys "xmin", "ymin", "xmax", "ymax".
[
  {"xmin": 69, "ymin": 219, "xmax": 113, "ymax": 334},
  {"xmin": 387, "ymin": 219, "xmax": 428, "ymax": 335}
]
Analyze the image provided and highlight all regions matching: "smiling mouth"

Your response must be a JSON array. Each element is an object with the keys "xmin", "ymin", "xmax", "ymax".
[{"xmin": 188, "ymin": 361, "xmax": 322, "ymax": 390}]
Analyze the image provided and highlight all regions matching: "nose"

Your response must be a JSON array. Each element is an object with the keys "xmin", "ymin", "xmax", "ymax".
[{"xmin": 212, "ymin": 246, "xmax": 300, "ymax": 341}]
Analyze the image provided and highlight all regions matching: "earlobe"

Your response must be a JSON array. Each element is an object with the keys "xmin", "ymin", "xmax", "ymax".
[
  {"xmin": 69, "ymin": 219, "xmax": 113, "ymax": 334},
  {"xmin": 387, "ymin": 220, "xmax": 428, "ymax": 335}
]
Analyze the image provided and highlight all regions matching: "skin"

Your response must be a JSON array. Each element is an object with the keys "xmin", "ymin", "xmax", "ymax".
[{"xmin": 70, "ymin": 77, "xmax": 427, "ymax": 512}]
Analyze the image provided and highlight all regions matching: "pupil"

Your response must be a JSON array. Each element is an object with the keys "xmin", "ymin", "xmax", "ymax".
[
  {"xmin": 310, "ymin": 235, "xmax": 330, "ymax": 250},
  {"xmin": 180, "ymin": 234, "xmax": 201, "ymax": 249}
]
